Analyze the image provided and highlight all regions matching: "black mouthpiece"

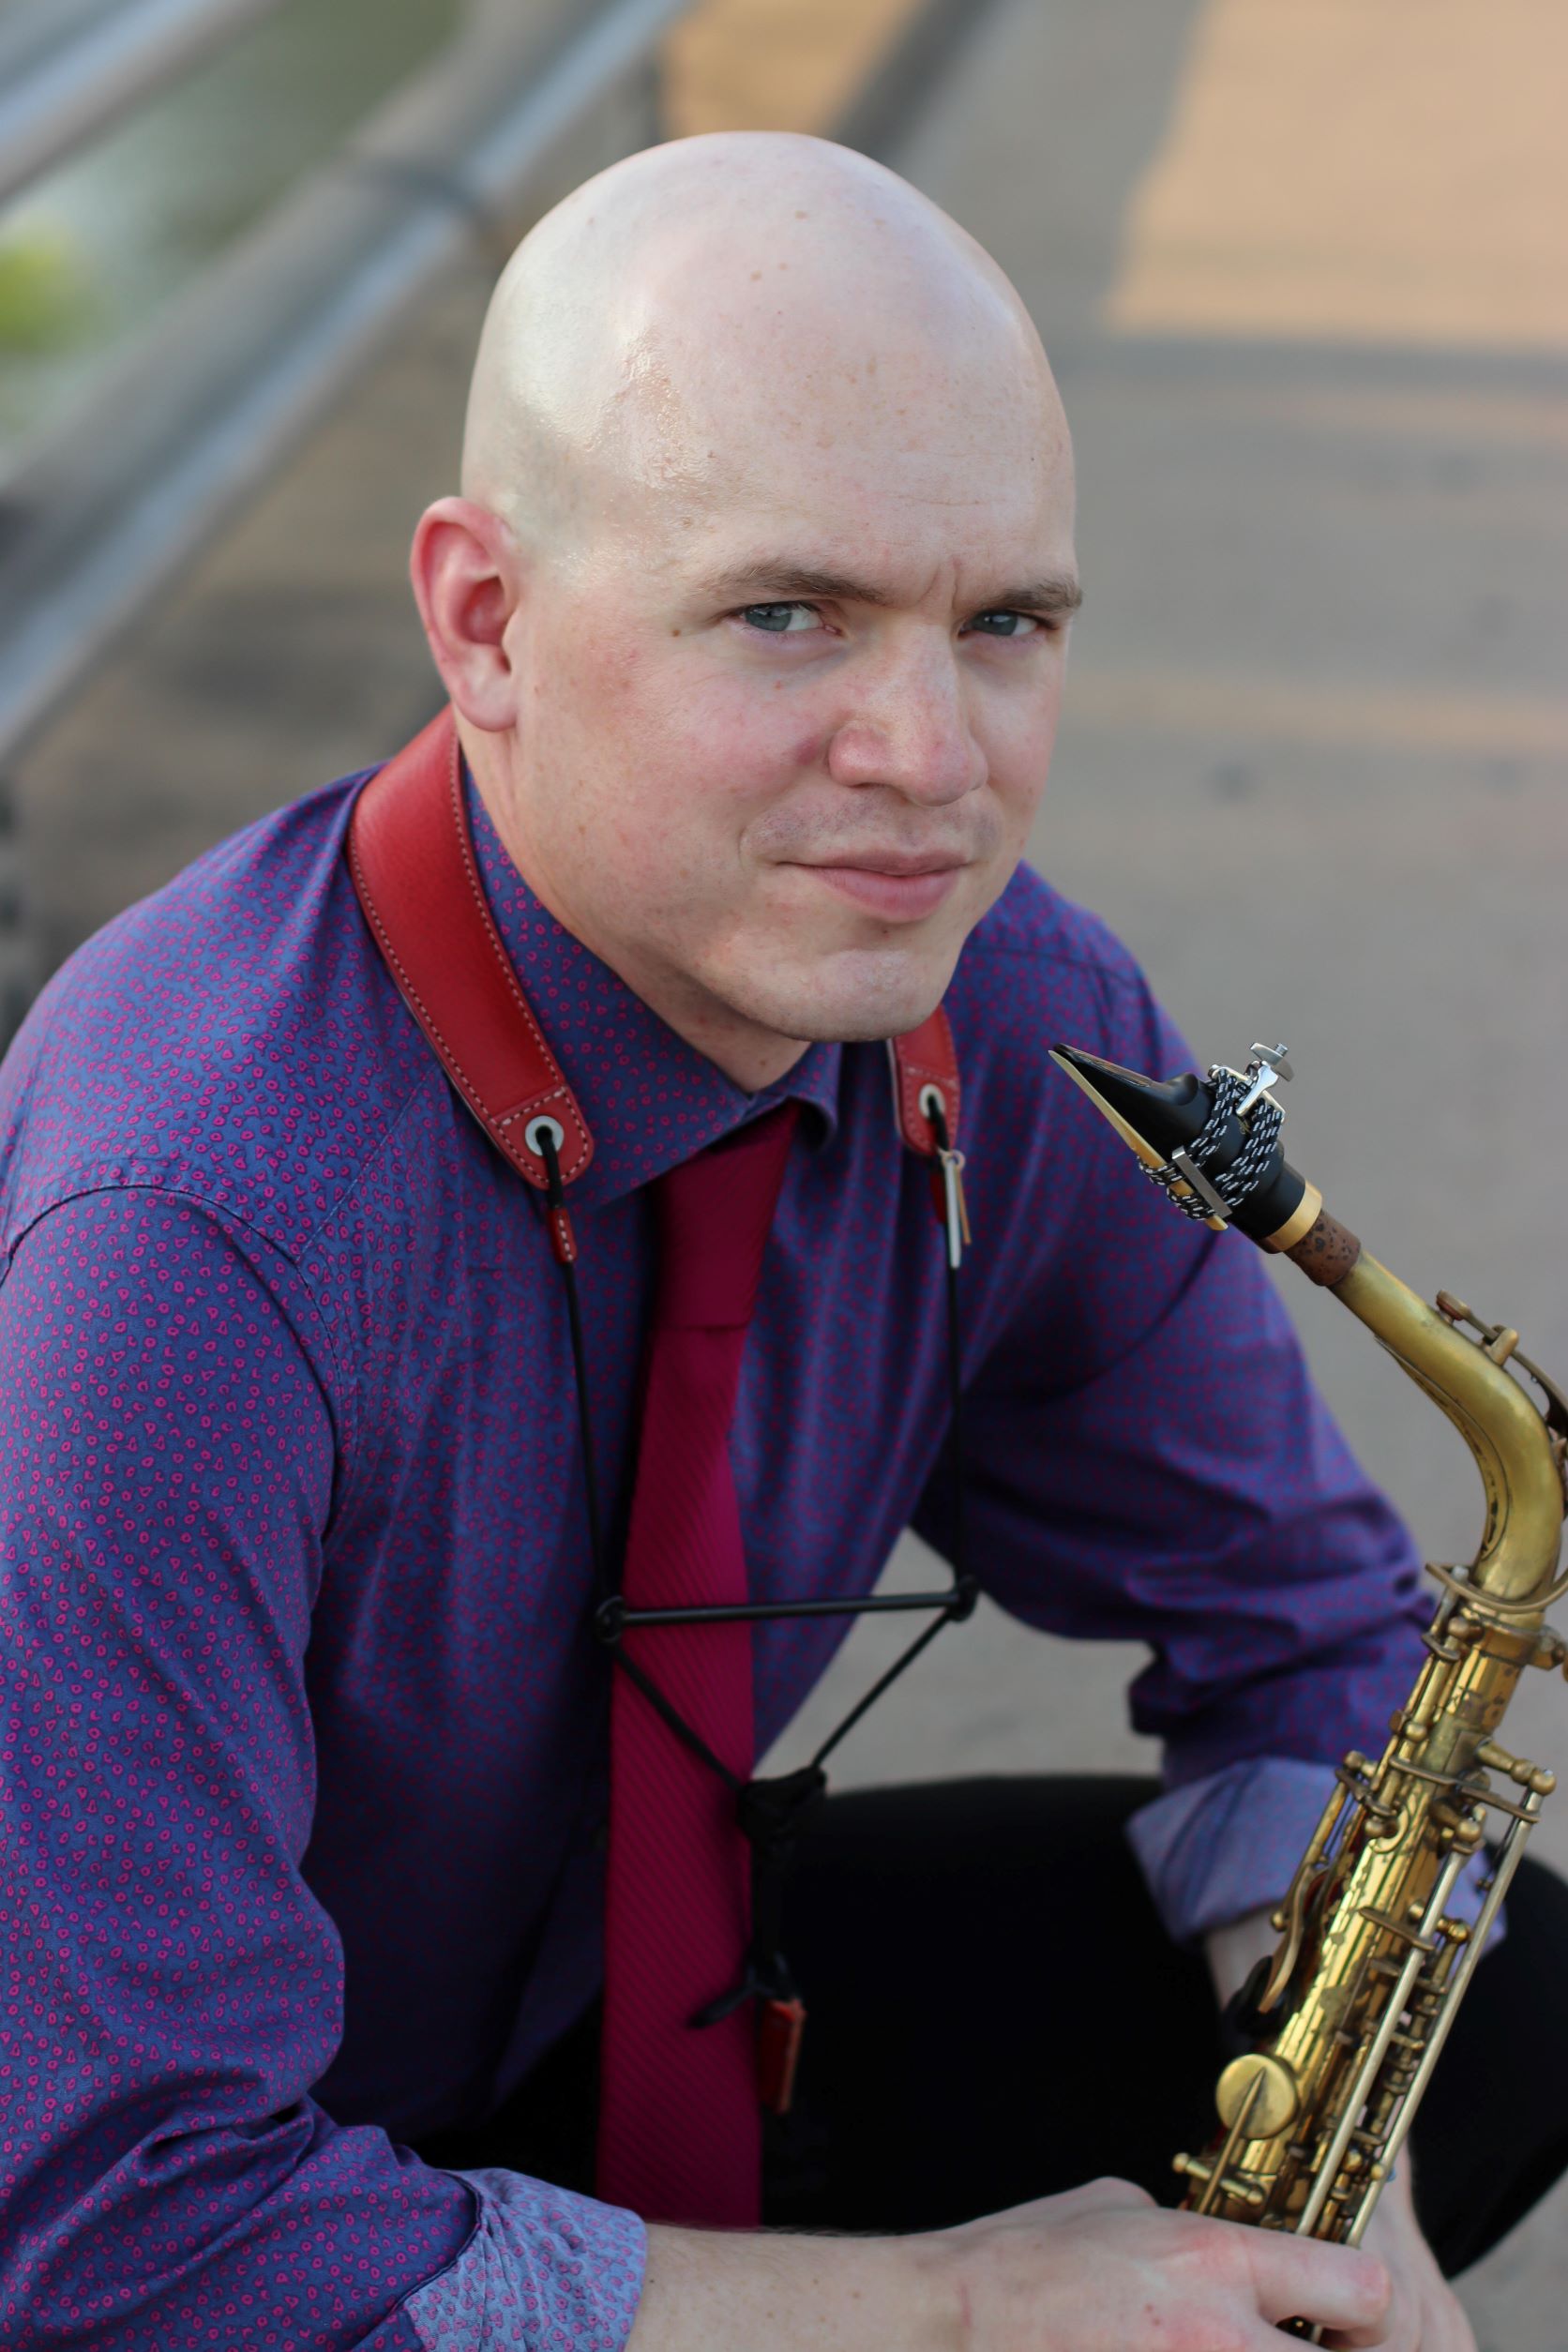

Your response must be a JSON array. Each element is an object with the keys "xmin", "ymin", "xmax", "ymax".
[{"xmin": 1049, "ymin": 1042, "xmax": 1309, "ymax": 1247}]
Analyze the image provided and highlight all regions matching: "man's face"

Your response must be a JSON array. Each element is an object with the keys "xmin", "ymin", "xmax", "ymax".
[{"xmin": 490, "ymin": 320, "xmax": 1078, "ymax": 1073}]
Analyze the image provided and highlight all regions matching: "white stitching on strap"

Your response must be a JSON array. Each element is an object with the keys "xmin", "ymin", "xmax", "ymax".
[
  {"xmin": 443, "ymin": 750, "xmax": 592, "ymax": 1180},
  {"xmin": 351, "ymin": 799, "xmax": 584, "ymax": 1191}
]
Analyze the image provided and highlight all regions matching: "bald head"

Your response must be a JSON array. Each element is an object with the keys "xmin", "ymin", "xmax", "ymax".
[
  {"xmin": 461, "ymin": 131, "xmax": 1068, "ymax": 560},
  {"xmin": 417, "ymin": 133, "xmax": 1078, "ymax": 1092}
]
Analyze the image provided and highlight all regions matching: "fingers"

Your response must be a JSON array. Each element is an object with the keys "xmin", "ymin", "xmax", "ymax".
[
  {"xmin": 1320, "ymin": 2316, "xmax": 1398, "ymax": 2352},
  {"xmin": 1358, "ymin": 2187, "xmax": 1478, "ymax": 2352},
  {"xmin": 964, "ymin": 2175, "xmax": 1155, "ymax": 2232},
  {"xmin": 1384, "ymin": 2276, "xmax": 1476, "ymax": 2352},
  {"xmin": 1248, "ymin": 2236, "xmax": 1392, "ymax": 2342},
  {"xmin": 1053, "ymin": 2176, "xmax": 1157, "ymax": 2217}
]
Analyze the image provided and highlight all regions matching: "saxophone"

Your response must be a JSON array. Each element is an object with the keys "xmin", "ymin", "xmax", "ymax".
[{"xmin": 1051, "ymin": 1037, "xmax": 1568, "ymax": 2328}]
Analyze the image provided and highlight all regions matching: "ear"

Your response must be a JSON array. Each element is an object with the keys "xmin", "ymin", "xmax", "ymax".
[{"xmin": 410, "ymin": 497, "xmax": 525, "ymax": 731}]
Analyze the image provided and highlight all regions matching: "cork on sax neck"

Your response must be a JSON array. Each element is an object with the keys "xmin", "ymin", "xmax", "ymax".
[{"xmin": 1287, "ymin": 1210, "xmax": 1363, "ymax": 1289}]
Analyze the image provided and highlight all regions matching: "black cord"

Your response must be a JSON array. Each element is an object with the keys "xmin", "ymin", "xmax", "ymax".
[
  {"xmin": 606, "ymin": 1640, "xmax": 743, "ymax": 1794},
  {"xmin": 538, "ymin": 1128, "xmax": 608, "ymax": 1605},
  {"xmin": 543, "ymin": 1115, "xmax": 975, "ymax": 1806},
  {"xmin": 926, "ymin": 1097, "xmax": 968, "ymax": 1596},
  {"xmin": 542, "ymin": 1107, "xmax": 978, "ymax": 2050},
  {"xmin": 807, "ymin": 1601, "xmax": 960, "ymax": 1772},
  {"xmin": 807, "ymin": 1098, "xmax": 974, "ymax": 1771}
]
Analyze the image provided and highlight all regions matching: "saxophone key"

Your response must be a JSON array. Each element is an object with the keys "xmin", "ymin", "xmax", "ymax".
[
  {"xmin": 1475, "ymin": 1736, "xmax": 1556, "ymax": 1795},
  {"xmin": 1215, "ymin": 2053, "xmax": 1301, "ymax": 2139},
  {"xmin": 1171, "ymin": 2154, "xmax": 1267, "ymax": 2211}
]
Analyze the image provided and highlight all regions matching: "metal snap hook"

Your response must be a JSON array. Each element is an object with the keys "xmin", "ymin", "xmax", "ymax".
[{"xmin": 915, "ymin": 1083, "xmax": 970, "ymax": 1264}]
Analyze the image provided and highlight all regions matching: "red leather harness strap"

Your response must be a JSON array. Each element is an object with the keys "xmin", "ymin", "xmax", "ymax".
[
  {"xmin": 347, "ymin": 707, "xmax": 594, "ymax": 1195},
  {"xmin": 888, "ymin": 1007, "xmax": 960, "ymax": 1155},
  {"xmin": 347, "ymin": 709, "xmax": 975, "ymax": 2170},
  {"xmin": 347, "ymin": 703, "xmax": 959, "ymax": 1182}
]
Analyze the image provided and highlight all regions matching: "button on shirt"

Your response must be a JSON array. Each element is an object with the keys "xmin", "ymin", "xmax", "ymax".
[{"xmin": 0, "ymin": 764, "xmax": 1427, "ymax": 2349}]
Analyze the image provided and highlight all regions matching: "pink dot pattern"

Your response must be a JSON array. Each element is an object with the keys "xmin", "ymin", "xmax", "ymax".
[
  {"xmin": 0, "ymin": 764, "xmax": 1427, "ymax": 2344},
  {"xmin": 404, "ymin": 2172, "xmax": 642, "ymax": 2350}
]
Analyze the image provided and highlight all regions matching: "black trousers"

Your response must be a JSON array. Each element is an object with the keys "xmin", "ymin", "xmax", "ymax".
[{"xmin": 415, "ymin": 1777, "xmax": 1568, "ymax": 2277}]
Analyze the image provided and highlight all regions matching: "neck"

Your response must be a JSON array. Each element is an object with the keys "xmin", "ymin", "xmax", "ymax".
[{"xmin": 460, "ymin": 720, "xmax": 812, "ymax": 1094}]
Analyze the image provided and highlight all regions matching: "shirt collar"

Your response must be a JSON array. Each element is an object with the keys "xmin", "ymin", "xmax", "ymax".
[{"xmin": 465, "ymin": 769, "xmax": 843, "ymax": 1207}]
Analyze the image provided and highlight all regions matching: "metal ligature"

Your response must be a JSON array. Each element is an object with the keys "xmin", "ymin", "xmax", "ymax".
[{"xmin": 1050, "ymin": 1037, "xmax": 1568, "ymax": 2336}]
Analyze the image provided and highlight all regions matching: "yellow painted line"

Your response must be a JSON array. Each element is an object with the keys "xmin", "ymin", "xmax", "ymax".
[
  {"xmin": 1063, "ymin": 668, "xmax": 1568, "ymax": 761},
  {"xmin": 663, "ymin": 0, "xmax": 931, "ymax": 138},
  {"xmin": 1105, "ymin": 0, "xmax": 1568, "ymax": 352},
  {"xmin": 1138, "ymin": 382, "xmax": 1568, "ymax": 456}
]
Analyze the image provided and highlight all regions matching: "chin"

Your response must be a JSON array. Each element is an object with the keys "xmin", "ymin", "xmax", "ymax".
[{"xmin": 726, "ymin": 944, "xmax": 959, "ymax": 1048}]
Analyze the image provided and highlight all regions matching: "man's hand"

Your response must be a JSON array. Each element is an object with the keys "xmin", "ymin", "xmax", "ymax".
[
  {"xmin": 1206, "ymin": 1907, "xmax": 1476, "ymax": 2350},
  {"xmin": 1355, "ymin": 2172, "xmax": 1476, "ymax": 2352},
  {"xmin": 939, "ymin": 2178, "xmax": 1390, "ymax": 2349},
  {"xmin": 628, "ymin": 2176, "xmax": 1392, "ymax": 2350}
]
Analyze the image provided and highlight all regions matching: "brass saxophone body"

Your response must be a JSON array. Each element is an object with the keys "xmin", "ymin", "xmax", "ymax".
[{"xmin": 1050, "ymin": 1039, "xmax": 1568, "ymax": 2267}]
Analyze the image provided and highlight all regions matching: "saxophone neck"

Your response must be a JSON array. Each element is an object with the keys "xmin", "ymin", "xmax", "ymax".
[
  {"xmin": 1049, "ymin": 1039, "xmax": 1568, "ymax": 1613},
  {"xmin": 1326, "ymin": 1249, "xmax": 1566, "ymax": 1610}
]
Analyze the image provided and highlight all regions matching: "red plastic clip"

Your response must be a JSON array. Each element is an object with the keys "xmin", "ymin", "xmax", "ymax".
[{"xmin": 757, "ymin": 1996, "xmax": 807, "ymax": 2117}]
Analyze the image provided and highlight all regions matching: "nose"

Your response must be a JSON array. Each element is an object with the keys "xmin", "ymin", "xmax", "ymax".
[{"xmin": 825, "ymin": 630, "xmax": 987, "ymax": 806}]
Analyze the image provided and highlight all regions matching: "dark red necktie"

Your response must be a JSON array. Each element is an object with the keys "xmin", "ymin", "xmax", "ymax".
[{"xmin": 596, "ymin": 1104, "xmax": 799, "ymax": 2225}]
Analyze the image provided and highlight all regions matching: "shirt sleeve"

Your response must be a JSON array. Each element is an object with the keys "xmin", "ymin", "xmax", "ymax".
[
  {"xmin": 1128, "ymin": 1758, "xmax": 1504, "ymax": 1957},
  {"xmin": 1128, "ymin": 1757, "xmax": 1349, "ymax": 1941},
  {"xmin": 404, "ymin": 2172, "xmax": 644, "ymax": 2350},
  {"xmin": 0, "ymin": 1187, "xmax": 643, "ymax": 2352},
  {"xmin": 921, "ymin": 943, "xmax": 1432, "ymax": 1840}
]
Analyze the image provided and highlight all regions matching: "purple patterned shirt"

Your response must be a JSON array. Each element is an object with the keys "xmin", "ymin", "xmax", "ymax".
[{"xmin": 0, "ymin": 763, "xmax": 1426, "ymax": 2347}]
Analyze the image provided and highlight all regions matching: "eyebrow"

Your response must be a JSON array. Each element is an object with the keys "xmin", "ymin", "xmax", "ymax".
[{"xmin": 695, "ymin": 561, "xmax": 1084, "ymax": 619}]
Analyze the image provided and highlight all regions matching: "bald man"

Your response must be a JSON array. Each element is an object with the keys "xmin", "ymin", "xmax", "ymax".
[{"xmin": 1, "ymin": 134, "xmax": 1562, "ymax": 2352}]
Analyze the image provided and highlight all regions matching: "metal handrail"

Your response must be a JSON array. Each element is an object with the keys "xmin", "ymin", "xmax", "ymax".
[
  {"xmin": 0, "ymin": 0, "xmax": 976, "ymax": 773},
  {"xmin": 0, "ymin": 0, "xmax": 691, "ymax": 765},
  {"xmin": 0, "ymin": 0, "xmax": 293, "ymax": 215}
]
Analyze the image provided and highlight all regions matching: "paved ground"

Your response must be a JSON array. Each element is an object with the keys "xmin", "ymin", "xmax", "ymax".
[
  {"xmin": 8, "ymin": 0, "xmax": 1567, "ymax": 2338},
  {"xmin": 812, "ymin": 9, "xmax": 1568, "ymax": 2337}
]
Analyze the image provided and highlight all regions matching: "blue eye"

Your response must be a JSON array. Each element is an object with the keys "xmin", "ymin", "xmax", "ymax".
[
  {"xmin": 967, "ymin": 611, "xmax": 1037, "ymax": 639},
  {"xmin": 741, "ymin": 603, "xmax": 815, "ymax": 634}
]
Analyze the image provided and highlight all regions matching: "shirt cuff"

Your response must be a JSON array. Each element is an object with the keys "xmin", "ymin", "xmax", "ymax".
[
  {"xmin": 1128, "ymin": 1757, "xmax": 1340, "ymax": 1946},
  {"xmin": 403, "ymin": 2168, "xmax": 646, "ymax": 2351},
  {"xmin": 1128, "ymin": 1756, "xmax": 1503, "ymax": 1952}
]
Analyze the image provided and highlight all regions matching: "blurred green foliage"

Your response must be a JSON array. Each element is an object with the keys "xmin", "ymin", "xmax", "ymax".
[
  {"xmin": 0, "ymin": 224, "xmax": 96, "ymax": 352},
  {"xmin": 0, "ymin": 0, "xmax": 469, "ymax": 452}
]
